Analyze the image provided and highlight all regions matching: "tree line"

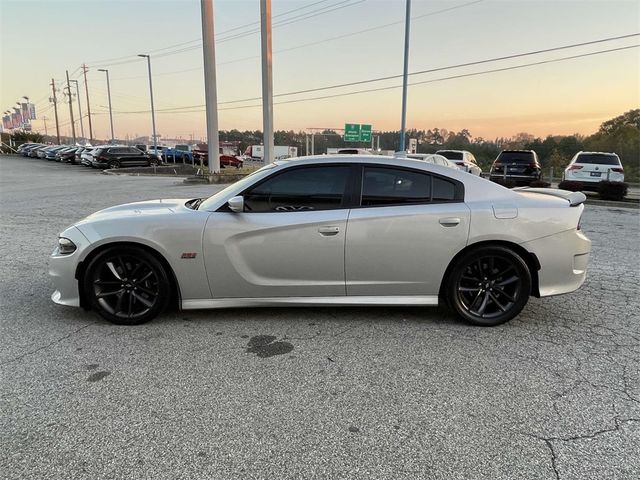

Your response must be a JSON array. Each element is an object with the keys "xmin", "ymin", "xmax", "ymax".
[{"xmin": 4, "ymin": 109, "xmax": 638, "ymax": 182}]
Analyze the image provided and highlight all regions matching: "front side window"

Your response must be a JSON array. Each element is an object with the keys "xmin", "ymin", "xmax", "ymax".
[{"xmin": 243, "ymin": 166, "xmax": 350, "ymax": 212}]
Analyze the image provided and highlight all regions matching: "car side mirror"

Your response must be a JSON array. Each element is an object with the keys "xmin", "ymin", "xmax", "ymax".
[{"xmin": 228, "ymin": 195, "xmax": 244, "ymax": 213}]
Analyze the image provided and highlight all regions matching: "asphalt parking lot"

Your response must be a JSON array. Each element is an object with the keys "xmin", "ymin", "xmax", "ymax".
[{"xmin": 1, "ymin": 154, "xmax": 639, "ymax": 479}]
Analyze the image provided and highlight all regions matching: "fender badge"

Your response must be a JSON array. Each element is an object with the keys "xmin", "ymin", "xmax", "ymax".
[{"xmin": 181, "ymin": 252, "xmax": 197, "ymax": 259}]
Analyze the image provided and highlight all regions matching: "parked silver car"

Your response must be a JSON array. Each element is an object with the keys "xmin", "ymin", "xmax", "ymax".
[{"xmin": 50, "ymin": 156, "xmax": 590, "ymax": 326}]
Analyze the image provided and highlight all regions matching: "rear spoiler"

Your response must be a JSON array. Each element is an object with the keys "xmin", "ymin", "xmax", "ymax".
[{"xmin": 512, "ymin": 187, "xmax": 586, "ymax": 206}]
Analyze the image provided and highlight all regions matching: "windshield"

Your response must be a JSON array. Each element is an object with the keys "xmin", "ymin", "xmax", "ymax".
[
  {"xmin": 197, "ymin": 164, "xmax": 278, "ymax": 210},
  {"xmin": 497, "ymin": 151, "xmax": 535, "ymax": 163},
  {"xmin": 575, "ymin": 153, "xmax": 620, "ymax": 165}
]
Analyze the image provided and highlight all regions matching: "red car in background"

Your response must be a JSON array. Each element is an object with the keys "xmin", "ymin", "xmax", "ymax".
[{"xmin": 192, "ymin": 142, "xmax": 244, "ymax": 169}]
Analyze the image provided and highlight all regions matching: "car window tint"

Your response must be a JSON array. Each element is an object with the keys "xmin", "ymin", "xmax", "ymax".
[
  {"xmin": 433, "ymin": 177, "xmax": 456, "ymax": 201},
  {"xmin": 575, "ymin": 154, "xmax": 621, "ymax": 165},
  {"xmin": 361, "ymin": 167, "xmax": 431, "ymax": 206},
  {"xmin": 244, "ymin": 166, "xmax": 350, "ymax": 212},
  {"xmin": 437, "ymin": 151, "xmax": 463, "ymax": 161}
]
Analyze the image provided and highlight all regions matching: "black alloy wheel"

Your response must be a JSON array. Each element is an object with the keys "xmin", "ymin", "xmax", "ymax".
[
  {"xmin": 446, "ymin": 246, "xmax": 531, "ymax": 326},
  {"xmin": 84, "ymin": 247, "xmax": 170, "ymax": 325},
  {"xmin": 108, "ymin": 160, "xmax": 120, "ymax": 169}
]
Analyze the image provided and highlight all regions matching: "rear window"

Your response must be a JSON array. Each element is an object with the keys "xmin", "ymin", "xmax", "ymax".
[
  {"xmin": 437, "ymin": 151, "xmax": 463, "ymax": 161},
  {"xmin": 497, "ymin": 151, "xmax": 535, "ymax": 163},
  {"xmin": 575, "ymin": 153, "xmax": 621, "ymax": 166}
]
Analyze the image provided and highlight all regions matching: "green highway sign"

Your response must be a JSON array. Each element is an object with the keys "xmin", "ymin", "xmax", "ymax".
[
  {"xmin": 360, "ymin": 124, "xmax": 372, "ymax": 142},
  {"xmin": 344, "ymin": 123, "xmax": 361, "ymax": 141},
  {"xmin": 344, "ymin": 123, "xmax": 372, "ymax": 142}
]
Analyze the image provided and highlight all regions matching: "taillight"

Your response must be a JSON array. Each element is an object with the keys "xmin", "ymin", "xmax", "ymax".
[
  {"xmin": 493, "ymin": 162, "xmax": 502, "ymax": 167},
  {"xmin": 611, "ymin": 167, "xmax": 624, "ymax": 173},
  {"xmin": 568, "ymin": 165, "xmax": 583, "ymax": 171}
]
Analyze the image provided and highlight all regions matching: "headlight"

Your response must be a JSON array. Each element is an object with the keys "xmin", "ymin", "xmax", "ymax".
[{"xmin": 57, "ymin": 237, "xmax": 77, "ymax": 255}]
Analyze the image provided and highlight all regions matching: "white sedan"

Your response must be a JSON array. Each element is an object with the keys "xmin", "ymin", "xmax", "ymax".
[{"xmin": 50, "ymin": 156, "xmax": 591, "ymax": 327}]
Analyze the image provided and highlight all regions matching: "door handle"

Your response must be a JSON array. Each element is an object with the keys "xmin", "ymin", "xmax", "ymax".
[
  {"xmin": 439, "ymin": 217, "xmax": 460, "ymax": 227},
  {"xmin": 318, "ymin": 226, "xmax": 340, "ymax": 236}
]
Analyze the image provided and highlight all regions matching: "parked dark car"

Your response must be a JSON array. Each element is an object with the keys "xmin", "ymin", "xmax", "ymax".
[
  {"xmin": 489, "ymin": 150, "xmax": 542, "ymax": 185},
  {"xmin": 91, "ymin": 146, "xmax": 154, "ymax": 169},
  {"xmin": 56, "ymin": 147, "xmax": 79, "ymax": 163}
]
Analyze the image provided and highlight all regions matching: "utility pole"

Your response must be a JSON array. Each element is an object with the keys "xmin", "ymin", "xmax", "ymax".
[
  {"xmin": 42, "ymin": 116, "xmax": 48, "ymax": 135},
  {"xmin": 200, "ymin": 0, "xmax": 220, "ymax": 173},
  {"xmin": 399, "ymin": 0, "xmax": 411, "ymax": 152},
  {"xmin": 98, "ymin": 69, "xmax": 115, "ymax": 143},
  {"xmin": 260, "ymin": 0, "xmax": 274, "ymax": 164},
  {"xmin": 82, "ymin": 64, "xmax": 94, "ymax": 143},
  {"xmin": 65, "ymin": 70, "xmax": 77, "ymax": 144},
  {"xmin": 50, "ymin": 78, "xmax": 61, "ymax": 145},
  {"xmin": 70, "ymin": 80, "xmax": 85, "ymax": 141},
  {"xmin": 138, "ymin": 54, "xmax": 157, "ymax": 155}
]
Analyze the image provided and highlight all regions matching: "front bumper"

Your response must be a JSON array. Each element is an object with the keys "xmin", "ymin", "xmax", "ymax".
[
  {"xmin": 49, "ymin": 227, "xmax": 91, "ymax": 307},
  {"xmin": 520, "ymin": 228, "xmax": 591, "ymax": 297}
]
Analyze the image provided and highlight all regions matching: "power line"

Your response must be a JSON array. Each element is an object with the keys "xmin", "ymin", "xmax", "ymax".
[
  {"xmin": 107, "ymin": 0, "xmax": 485, "ymax": 81},
  {"xmin": 102, "ymin": 35, "xmax": 640, "ymax": 113},
  {"xmin": 88, "ymin": 0, "xmax": 365, "ymax": 68}
]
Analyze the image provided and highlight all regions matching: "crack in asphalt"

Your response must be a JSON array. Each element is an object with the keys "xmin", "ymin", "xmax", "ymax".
[{"xmin": 0, "ymin": 322, "xmax": 97, "ymax": 366}]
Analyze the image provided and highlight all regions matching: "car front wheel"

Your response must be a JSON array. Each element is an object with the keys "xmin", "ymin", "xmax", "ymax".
[
  {"xmin": 108, "ymin": 160, "xmax": 120, "ymax": 169},
  {"xmin": 84, "ymin": 246, "xmax": 170, "ymax": 325},
  {"xmin": 446, "ymin": 246, "xmax": 531, "ymax": 326}
]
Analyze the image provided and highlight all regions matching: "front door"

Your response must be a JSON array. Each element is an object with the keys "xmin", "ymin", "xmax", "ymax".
[{"xmin": 203, "ymin": 164, "xmax": 353, "ymax": 298}]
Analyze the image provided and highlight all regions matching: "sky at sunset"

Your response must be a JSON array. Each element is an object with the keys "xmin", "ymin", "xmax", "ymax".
[{"xmin": 1, "ymin": 0, "xmax": 639, "ymax": 143}]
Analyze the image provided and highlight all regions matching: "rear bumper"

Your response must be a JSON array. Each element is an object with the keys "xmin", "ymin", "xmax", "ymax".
[{"xmin": 520, "ymin": 229, "xmax": 591, "ymax": 297}]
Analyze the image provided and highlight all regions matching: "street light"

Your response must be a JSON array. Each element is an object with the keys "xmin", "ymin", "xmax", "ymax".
[
  {"xmin": 97, "ymin": 69, "xmax": 115, "ymax": 144},
  {"xmin": 138, "ymin": 54, "xmax": 157, "ymax": 155}
]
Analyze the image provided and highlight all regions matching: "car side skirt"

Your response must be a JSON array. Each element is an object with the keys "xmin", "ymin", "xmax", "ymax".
[{"xmin": 182, "ymin": 295, "xmax": 440, "ymax": 310}]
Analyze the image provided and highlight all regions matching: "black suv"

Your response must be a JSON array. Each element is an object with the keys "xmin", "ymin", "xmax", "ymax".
[
  {"xmin": 91, "ymin": 146, "xmax": 155, "ymax": 169},
  {"xmin": 490, "ymin": 150, "xmax": 542, "ymax": 185}
]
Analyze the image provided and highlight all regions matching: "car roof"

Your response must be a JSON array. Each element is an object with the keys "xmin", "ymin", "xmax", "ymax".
[
  {"xmin": 274, "ymin": 155, "xmax": 467, "ymax": 177},
  {"xmin": 435, "ymin": 149, "xmax": 468, "ymax": 153},
  {"xmin": 575, "ymin": 151, "xmax": 618, "ymax": 156}
]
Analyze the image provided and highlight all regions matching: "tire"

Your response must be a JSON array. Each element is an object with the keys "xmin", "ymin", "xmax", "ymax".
[
  {"xmin": 108, "ymin": 160, "xmax": 120, "ymax": 169},
  {"xmin": 445, "ymin": 246, "xmax": 531, "ymax": 326},
  {"xmin": 83, "ymin": 246, "xmax": 170, "ymax": 325}
]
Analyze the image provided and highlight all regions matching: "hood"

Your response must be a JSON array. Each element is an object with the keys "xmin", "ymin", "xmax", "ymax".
[{"xmin": 76, "ymin": 199, "xmax": 192, "ymax": 224}]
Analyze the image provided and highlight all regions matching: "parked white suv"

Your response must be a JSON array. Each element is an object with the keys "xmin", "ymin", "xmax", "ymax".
[
  {"xmin": 563, "ymin": 151, "xmax": 624, "ymax": 186},
  {"xmin": 436, "ymin": 150, "xmax": 482, "ymax": 175}
]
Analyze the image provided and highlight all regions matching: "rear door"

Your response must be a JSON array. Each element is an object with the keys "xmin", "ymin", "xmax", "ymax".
[
  {"xmin": 345, "ymin": 165, "xmax": 470, "ymax": 296},
  {"xmin": 203, "ymin": 164, "xmax": 355, "ymax": 298}
]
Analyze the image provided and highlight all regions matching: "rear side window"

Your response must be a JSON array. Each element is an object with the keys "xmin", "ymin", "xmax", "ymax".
[
  {"xmin": 244, "ymin": 165, "xmax": 350, "ymax": 212},
  {"xmin": 361, "ymin": 167, "xmax": 461, "ymax": 206},
  {"xmin": 437, "ymin": 151, "xmax": 463, "ymax": 161},
  {"xmin": 575, "ymin": 153, "xmax": 621, "ymax": 165},
  {"xmin": 497, "ymin": 151, "xmax": 535, "ymax": 163}
]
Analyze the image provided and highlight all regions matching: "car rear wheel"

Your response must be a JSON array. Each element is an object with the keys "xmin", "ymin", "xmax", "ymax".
[
  {"xmin": 446, "ymin": 246, "xmax": 531, "ymax": 326},
  {"xmin": 84, "ymin": 246, "xmax": 170, "ymax": 325},
  {"xmin": 108, "ymin": 160, "xmax": 120, "ymax": 169}
]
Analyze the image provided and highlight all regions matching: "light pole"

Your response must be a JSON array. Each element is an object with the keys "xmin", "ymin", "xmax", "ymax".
[
  {"xmin": 200, "ymin": 0, "xmax": 220, "ymax": 173},
  {"xmin": 69, "ymin": 79, "xmax": 85, "ymax": 142},
  {"xmin": 260, "ymin": 0, "xmax": 274, "ymax": 164},
  {"xmin": 399, "ymin": 0, "xmax": 411, "ymax": 152},
  {"xmin": 138, "ymin": 54, "xmax": 157, "ymax": 154},
  {"xmin": 97, "ymin": 69, "xmax": 115, "ymax": 144}
]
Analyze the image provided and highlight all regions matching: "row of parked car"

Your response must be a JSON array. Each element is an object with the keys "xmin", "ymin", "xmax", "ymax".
[
  {"xmin": 16, "ymin": 143, "xmax": 160, "ymax": 169},
  {"xmin": 407, "ymin": 148, "xmax": 624, "ymax": 187}
]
